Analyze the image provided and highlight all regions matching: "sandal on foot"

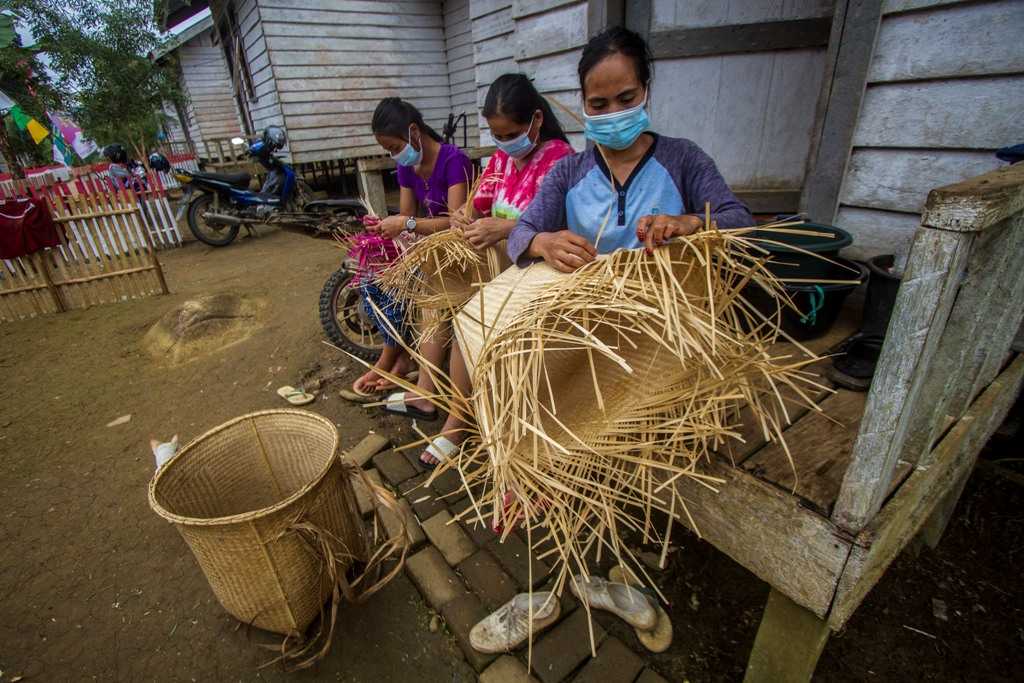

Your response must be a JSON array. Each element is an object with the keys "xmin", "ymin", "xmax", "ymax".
[
  {"xmin": 384, "ymin": 392, "xmax": 438, "ymax": 421},
  {"xmin": 421, "ymin": 434, "xmax": 458, "ymax": 470},
  {"xmin": 469, "ymin": 592, "xmax": 561, "ymax": 654},
  {"xmin": 340, "ymin": 381, "xmax": 384, "ymax": 404},
  {"xmin": 570, "ymin": 575, "xmax": 657, "ymax": 631},
  {"xmin": 607, "ymin": 566, "xmax": 672, "ymax": 653},
  {"xmin": 276, "ymin": 385, "xmax": 315, "ymax": 406}
]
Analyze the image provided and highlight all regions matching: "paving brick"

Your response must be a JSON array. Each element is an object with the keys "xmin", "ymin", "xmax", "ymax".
[
  {"xmin": 490, "ymin": 533, "xmax": 551, "ymax": 590},
  {"xmin": 378, "ymin": 497, "xmax": 426, "ymax": 548},
  {"xmin": 422, "ymin": 510, "xmax": 477, "ymax": 566},
  {"xmin": 340, "ymin": 433, "xmax": 390, "ymax": 467},
  {"xmin": 440, "ymin": 592, "xmax": 497, "ymax": 672},
  {"xmin": 458, "ymin": 549, "xmax": 518, "ymax": 610},
  {"xmin": 479, "ymin": 655, "xmax": 540, "ymax": 683},
  {"xmin": 400, "ymin": 473, "xmax": 447, "ymax": 521},
  {"xmin": 403, "ymin": 448, "xmax": 427, "ymax": 474},
  {"xmin": 430, "ymin": 467, "xmax": 464, "ymax": 499},
  {"xmin": 571, "ymin": 636, "xmax": 645, "ymax": 683},
  {"xmin": 635, "ymin": 668, "xmax": 670, "ymax": 683},
  {"xmin": 405, "ymin": 546, "xmax": 467, "ymax": 610},
  {"xmin": 351, "ymin": 468, "xmax": 383, "ymax": 517},
  {"xmin": 529, "ymin": 608, "xmax": 606, "ymax": 683},
  {"xmin": 373, "ymin": 449, "xmax": 418, "ymax": 486}
]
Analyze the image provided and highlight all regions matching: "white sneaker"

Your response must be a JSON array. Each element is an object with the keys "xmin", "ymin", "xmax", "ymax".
[{"xmin": 469, "ymin": 592, "xmax": 561, "ymax": 653}]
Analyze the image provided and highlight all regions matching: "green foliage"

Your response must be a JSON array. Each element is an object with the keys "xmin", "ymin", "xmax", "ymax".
[{"xmin": 9, "ymin": 0, "xmax": 184, "ymax": 159}]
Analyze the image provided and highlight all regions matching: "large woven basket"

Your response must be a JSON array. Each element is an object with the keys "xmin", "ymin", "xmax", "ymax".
[{"xmin": 148, "ymin": 409, "xmax": 366, "ymax": 636}]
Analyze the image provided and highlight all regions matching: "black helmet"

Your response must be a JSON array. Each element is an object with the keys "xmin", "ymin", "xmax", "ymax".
[
  {"xmin": 262, "ymin": 126, "xmax": 286, "ymax": 151},
  {"xmin": 148, "ymin": 152, "xmax": 170, "ymax": 172},
  {"xmin": 103, "ymin": 143, "xmax": 128, "ymax": 164}
]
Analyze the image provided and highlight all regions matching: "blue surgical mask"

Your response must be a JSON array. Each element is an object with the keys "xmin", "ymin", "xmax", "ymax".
[
  {"xmin": 392, "ymin": 126, "xmax": 422, "ymax": 167},
  {"xmin": 583, "ymin": 97, "xmax": 650, "ymax": 150},
  {"xmin": 494, "ymin": 116, "xmax": 537, "ymax": 160}
]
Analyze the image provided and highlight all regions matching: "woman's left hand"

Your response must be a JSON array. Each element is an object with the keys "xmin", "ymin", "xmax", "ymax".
[
  {"xmin": 377, "ymin": 214, "xmax": 408, "ymax": 239},
  {"xmin": 463, "ymin": 217, "xmax": 513, "ymax": 250},
  {"xmin": 635, "ymin": 214, "xmax": 703, "ymax": 252}
]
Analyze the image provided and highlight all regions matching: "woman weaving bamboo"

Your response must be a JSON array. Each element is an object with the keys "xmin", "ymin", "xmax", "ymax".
[{"xmin": 418, "ymin": 26, "xmax": 752, "ymax": 469}]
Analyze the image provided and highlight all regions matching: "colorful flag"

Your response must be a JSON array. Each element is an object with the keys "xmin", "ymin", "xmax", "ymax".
[
  {"xmin": 48, "ymin": 112, "xmax": 97, "ymax": 159},
  {"xmin": 9, "ymin": 104, "xmax": 49, "ymax": 144},
  {"xmin": 49, "ymin": 114, "xmax": 73, "ymax": 166}
]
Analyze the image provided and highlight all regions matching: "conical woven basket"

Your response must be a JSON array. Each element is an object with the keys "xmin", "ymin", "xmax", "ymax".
[{"xmin": 148, "ymin": 409, "xmax": 366, "ymax": 636}]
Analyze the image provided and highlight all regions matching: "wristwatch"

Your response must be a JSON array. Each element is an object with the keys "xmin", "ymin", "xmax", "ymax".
[{"xmin": 404, "ymin": 216, "xmax": 417, "ymax": 234}]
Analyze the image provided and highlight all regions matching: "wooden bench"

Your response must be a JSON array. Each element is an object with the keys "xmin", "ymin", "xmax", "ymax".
[{"xmin": 666, "ymin": 163, "xmax": 1024, "ymax": 681}]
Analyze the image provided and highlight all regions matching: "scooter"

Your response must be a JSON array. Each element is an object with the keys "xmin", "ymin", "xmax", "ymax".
[{"xmin": 150, "ymin": 126, "xmax": 365, "ymax": 247}]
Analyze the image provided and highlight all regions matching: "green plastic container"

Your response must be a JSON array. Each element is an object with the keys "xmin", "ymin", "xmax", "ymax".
[{"xmin": 749, "ymin": 222, "xmax": 853, "ymax": 280}]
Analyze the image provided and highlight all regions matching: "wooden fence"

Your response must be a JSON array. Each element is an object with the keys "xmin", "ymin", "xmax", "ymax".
[{"xmin": 0, "ymin": 189, "xmax": 169, "ymax": 322}]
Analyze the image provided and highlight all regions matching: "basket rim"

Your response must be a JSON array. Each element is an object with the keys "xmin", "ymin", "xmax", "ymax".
[{"xmin": 147, "ymin": 408, "xmax": 340, "ymax": 527}]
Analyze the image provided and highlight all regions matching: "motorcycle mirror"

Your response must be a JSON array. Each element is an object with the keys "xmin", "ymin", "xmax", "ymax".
[{"xmin": 230, "ymin": 137, "xmax": 245, "ymax": 146}]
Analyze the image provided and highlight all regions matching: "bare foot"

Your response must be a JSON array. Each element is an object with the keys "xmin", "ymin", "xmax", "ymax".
[
  {"xmin": 353, "ymin": 368, "xmax": 385, "ymax": 395},
  {"xmin": 420, "ymin": 430, "xmax": 464, "ymax": 466},
  {"xmin": 375, "ymin": 352, "xmax": 414, "ymax": 390}
]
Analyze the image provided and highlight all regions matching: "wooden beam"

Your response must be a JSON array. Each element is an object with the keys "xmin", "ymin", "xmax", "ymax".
[
  {"xmin": 623, "ymin": 0, "xmax": 651, "ymax": 40},
  {"xmin": 648, "ymin": 17, "xmax": 831, "ymax": 60},
  {"xmin": 921, "ymin": 161, "xmax": 1024, "ymax": 233},
  {"xmin": 832, "ymin": 225, "xmax": 974, "ymax": 531},
  {"xmin": 734, "ymin": 189, "xmax": 801, "ymax": 215},
  {"xmin": 801, "ymin": 0, "xmax": 884, "ymax": 224},
  {"xmin": 829, "ymin": 355, "xmax": 1024, "ymax": 629},
  {"xmin": 745, "ymin": 589, "xmax": 831, "ymax": 683},
  {"xmin": 587, "ymin": 0, "xmax": 623, "ymax": 36}
]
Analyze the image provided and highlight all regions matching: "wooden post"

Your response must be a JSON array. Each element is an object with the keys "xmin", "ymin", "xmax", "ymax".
[
  {"xmin": 356, "ymin": 158, "xmax": 388, "ymax": 218},
  {"xmin": 34, "ymin": 250, "xmax": 65, "ymax": 313},
  {"xmin": 744, "ymin": 589, "xmax": 831, "ymax": 683}
]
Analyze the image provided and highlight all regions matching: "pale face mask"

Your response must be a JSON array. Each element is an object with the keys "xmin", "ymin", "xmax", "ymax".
[
  {"xmin": 494, "ymin": 113, "xmax": 539, "ymax": 160},
  {"xmin": 391, "ymin": 125, "xmax": 422, "ymax": 167},
  {"xmin": 583, "ymin": 94, "xmax": 650, "ymax": 150}
]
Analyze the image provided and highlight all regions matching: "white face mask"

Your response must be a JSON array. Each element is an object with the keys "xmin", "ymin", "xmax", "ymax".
[{"xmin": 494, "ymin": 114, "xmax": 539, "ymax": 160}]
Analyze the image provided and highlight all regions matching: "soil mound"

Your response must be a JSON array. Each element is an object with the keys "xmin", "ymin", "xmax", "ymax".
[{"xmin": 144, "ymin": 294, "xmax": 263, "ymax": 364}]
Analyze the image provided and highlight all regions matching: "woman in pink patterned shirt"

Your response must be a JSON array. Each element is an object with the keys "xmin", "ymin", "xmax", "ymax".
[{"xmin": 405, "ymin": 74, "xmax": 574, "ymax": 464}]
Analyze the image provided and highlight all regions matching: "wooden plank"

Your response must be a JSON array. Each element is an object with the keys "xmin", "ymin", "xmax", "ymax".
[
  {"xmin": 829, "ymin": 355, "xmax": 1024, "ymax": 628},
  {"xmin": 744, "ymin": 589, "xmax": 831, "ymax": 683},
  {"xmin": 853, "ymin": 76, "xmax": 1024, "ymax": 150},
  {"xmin": 669, "ymin": 459, "xmax": 852, "ymax": 618},
  {"xmin": 833, "ymin": 206, "xmax": 920, "ymax": 261},
  {"xmin": 470, "ymin": 0, "xmax": 512, "ymax": 20},
  {"xmin": 471, "ymin": 6, "xmax": 514, "ymax": 41},
  {"xmin": 801, "ymin": 0, "xmax": 883, "ymax": 225},
  {"xmin": 883, "ymin": 0, "xmax": 975, "ymax": 15},
  {"xmin": 648, "ymin": 18, "xmax": 831, "ymax": 59},
  {"xmin": 513, "ymin": 0, "xmax": 580, "ymax": 19},
  {"xmin": 868, "ymin": 0, "xmax": 1024, "ymax": 83},
  {"xmin": 259, "ymin": 7, "xmax": 444, "ymax": 27},
  {"xmin": 262, "ymin": 22, "xmax": 444, "ymax": 39},
  {"xmin": 921, "ymin": 162, "xmax": 1024, "ymax": 234},
  {"xmin": 651, "ymin": 0, "xmax": 832, "ymax": 29},
  {"xmin": 832, "ymin": 226, "xmax": 974, "ymax": 532},
  {"xmin": 840, "ymin": 149, "xmax": 1001, "ymax": 215},
  {"xmin": 514, "ymin": 2, "xmax": 587, "ymax": 61}
]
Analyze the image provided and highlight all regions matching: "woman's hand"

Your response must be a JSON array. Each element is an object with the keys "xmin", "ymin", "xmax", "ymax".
[
  {"xmin": 635, "ymin": 214, "xmax": 703, "ymax": 252},
  {"xmin": 464, "ymin": 217, "xmax": 514, "ymax": 250},
  {"xmin": 450, "ymin": 206, "xmax": 472, "ymax": 233},
  {"xmin": 530, "ymin": 230, "xmax": 597, "ymax": 273},
  {"xmin": 375, "ymin": 214, "xmax": 408, "ymax": 239}
]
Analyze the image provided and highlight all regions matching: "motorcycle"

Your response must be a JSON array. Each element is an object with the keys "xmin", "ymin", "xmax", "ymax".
[{"xmin": 149, "ymin": 126, "xmax": 366, "ymax": 247}]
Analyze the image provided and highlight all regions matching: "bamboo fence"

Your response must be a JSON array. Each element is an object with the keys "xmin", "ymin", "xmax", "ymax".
[{"xmin": 0, "ymin": 188, "xmax": 169, "ymax": 322}]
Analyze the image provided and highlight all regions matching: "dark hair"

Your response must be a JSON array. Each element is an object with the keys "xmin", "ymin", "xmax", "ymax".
[
  {"xmin": 577, "ymin": 26, "xmax": 653, "ymax": 93},
  {"xmin": 482, "ymin": 74, "xmax": 569, "ymax": 144},
  {"xmin": 371, "ymin": 97, "xmax": 443, "ymax": 143}
]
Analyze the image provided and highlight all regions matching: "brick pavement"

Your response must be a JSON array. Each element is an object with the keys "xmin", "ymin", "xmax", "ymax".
[{"xmin": 353, "ymin": 440, "xmax": 675, "ymax": 682}]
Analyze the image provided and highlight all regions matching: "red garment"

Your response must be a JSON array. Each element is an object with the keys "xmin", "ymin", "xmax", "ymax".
[{"xmin": 0, "ymin": 197, "xmax": 61, "ymax": 259}]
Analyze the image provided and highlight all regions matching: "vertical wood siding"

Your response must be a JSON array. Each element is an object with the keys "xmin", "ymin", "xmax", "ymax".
[{"xmin": 836, "ymin": 0, "xmax": 1024, "ymax": 259}]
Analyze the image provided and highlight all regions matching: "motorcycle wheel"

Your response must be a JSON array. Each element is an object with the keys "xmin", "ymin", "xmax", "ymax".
[
  {"xmin": 187, "ymin": 193, "xmax": 240, "ymax": 247},
  {"xmin": 319, "ymin": 266, "xmax": 384, "ymax": 362}
]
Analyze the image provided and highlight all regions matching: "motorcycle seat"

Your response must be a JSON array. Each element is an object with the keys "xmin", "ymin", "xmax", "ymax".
[{"xmin": 191, "ymin": 171, "xmax": 251, "ymax": 188}]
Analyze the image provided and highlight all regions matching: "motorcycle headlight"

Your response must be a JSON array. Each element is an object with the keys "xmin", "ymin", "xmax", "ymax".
[{"xmin": 174, "ymin": 173, "xmax": 192, "ymax": 183}]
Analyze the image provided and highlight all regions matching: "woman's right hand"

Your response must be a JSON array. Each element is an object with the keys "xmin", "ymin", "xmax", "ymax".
[
  {"xmin": 450, "ymin": 206, "xmax": 472, "ymax": 233},
  {"xmin": 530, "ymin": 231, "xmax": 597, "ymax": 273}
]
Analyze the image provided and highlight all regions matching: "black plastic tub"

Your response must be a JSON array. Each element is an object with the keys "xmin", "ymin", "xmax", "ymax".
[
  {"xmin": 749, "ymin": 222, "xmax": 853, "ymax": 280},
  {"xmin": 744, "ymin": 258, "xmax": 867, "ymax": 341}
]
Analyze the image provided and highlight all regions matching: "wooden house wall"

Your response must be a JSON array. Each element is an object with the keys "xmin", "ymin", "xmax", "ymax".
[
  {"xmin": 251, "ymin": 0, "xmax": 452, "ymax": 163},
  {"xmin": 177, "ymin": 29, "xmax": 245, "ymax": 143},
  {"xmin": 646, "ymin": 0, "xmax": 832, "ymax": 196},
  {"xmin": 835, "ymin": 0, "xmax": 1024, "ymax": 259},
  {"xmin": 445, "ymin": 0, "xmax": 479, "ymax": 146},
  {"xmin": 235, "ymin": 0, "xmax": 286, "ymax": 139}
]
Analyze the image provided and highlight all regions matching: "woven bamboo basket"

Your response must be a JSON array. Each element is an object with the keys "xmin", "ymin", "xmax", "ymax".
[{"xmin": 148, "ymin": 409, "xmax": 367, "ymax": 636}]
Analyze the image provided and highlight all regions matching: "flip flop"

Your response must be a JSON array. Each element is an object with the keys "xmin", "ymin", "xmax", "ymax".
[
  {"xmin": 276, "ymin": 385, "xmax": 315, "ymax": 406},
  {"xmin": 608, "ymin": 565, "xmax": 673, "ymax": 653},
  {"xmin": 569, "ymin": 575, "xmax": 657, "ymax": 631},
  {"xmin": 340, "ymin": 380, "xmax": 385, "ymax": 404},
  {"xmin": 421, "ymin": 434, "xmax": 458, "ymax": 470},
  {"xmin": 374, "ymin": 370, "xmax": 420, "ymax": 392},
  {"xmin": 469, "ymin": 592, "xmax": 561, "ymax": 654},
  {"xmin": 384, "ymin": 392, "xmax": 439, "ymax": 421}
]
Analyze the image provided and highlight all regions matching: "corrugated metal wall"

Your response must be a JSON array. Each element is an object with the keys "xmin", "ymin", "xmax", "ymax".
[{"xmin": 835, "ymin": 0, "xmax": 1023, "ymax": 259}]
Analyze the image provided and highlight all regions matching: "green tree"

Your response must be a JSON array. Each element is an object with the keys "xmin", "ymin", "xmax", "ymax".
[{"xmin": 10, "ymin": 0, "xmax": 184, "ymax": 165}]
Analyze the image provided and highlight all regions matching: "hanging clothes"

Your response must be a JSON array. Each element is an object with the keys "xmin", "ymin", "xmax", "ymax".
[{"xmin": 0, "ymin": 196, "xmax": 60, "ymax": 259}]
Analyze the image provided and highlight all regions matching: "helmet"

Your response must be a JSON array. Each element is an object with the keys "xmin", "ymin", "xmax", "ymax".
[
  {"xmin": 103, "ymin": 143, "xmax": 128, "ymax": 164},
  {"xmin": 262, "ymin": 126, "xmax": 286, "ymax": 151},
  {"xmin": 148, "ymin": 152, "xmax": 170, "ymax": 172}
]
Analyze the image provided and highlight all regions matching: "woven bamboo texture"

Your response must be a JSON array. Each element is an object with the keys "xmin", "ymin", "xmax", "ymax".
[
  {"xmin": 0, "ymin": 189, "xmax": 169, "ymax": 323},
  {"xmin": 148, "ymin": 410, "xmax": 367, "ymax": 636}
]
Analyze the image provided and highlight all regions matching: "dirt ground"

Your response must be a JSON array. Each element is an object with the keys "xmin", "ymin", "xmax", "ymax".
[{"xmin": 1, "ymin": 227, "xmax": 1021, "ymax": 681}]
